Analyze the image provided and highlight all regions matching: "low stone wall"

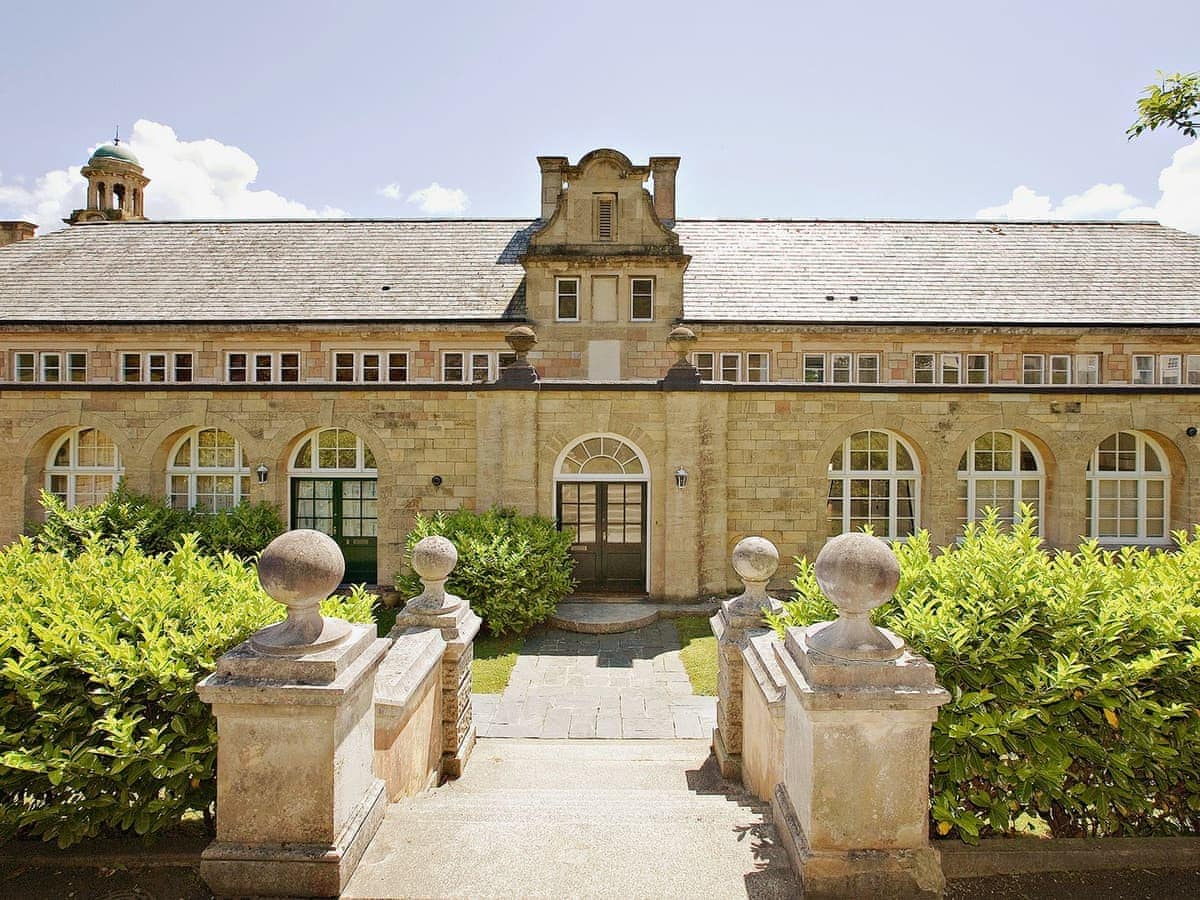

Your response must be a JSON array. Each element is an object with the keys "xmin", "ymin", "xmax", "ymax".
[
  {"xmin": 373, "ymin": 629, "xmax": 446, "ymax": 800},
  {"xmin": 740, "ymin": 632, "xmax": 784, "ymax": 803}
]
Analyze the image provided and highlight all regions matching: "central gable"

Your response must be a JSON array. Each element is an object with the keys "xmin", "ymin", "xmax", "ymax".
[{"xmin": 527, "ymin": 149, "xmax": 681, "ymax": 258}]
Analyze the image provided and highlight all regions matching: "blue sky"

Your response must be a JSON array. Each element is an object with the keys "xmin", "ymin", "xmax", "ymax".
[{"xmin": 1, "ymin": 0, "xmax": 1197, "ymax": 230}]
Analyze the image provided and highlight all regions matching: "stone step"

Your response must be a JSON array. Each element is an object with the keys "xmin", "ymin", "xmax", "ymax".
[
  {"xmin": 550, "ymin": 600, "xmax": 718, "ymax": 634},
  {"xmin": 343, "ymin": 739, "xmax": 798, "ymax": 899}
]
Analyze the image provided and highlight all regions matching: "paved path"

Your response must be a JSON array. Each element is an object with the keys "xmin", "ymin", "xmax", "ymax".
[
  {"xmin": 473, "ymin": 620, "xmax": 717, "ymax": 739},
  {"xmin": 343, "ymin": 739, "xmax": 797, "ymax": 899}
]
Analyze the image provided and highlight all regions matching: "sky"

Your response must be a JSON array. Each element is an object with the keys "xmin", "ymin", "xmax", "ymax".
[{"xmin": 1, "ymin": 0, "xmax": 1197, "ymax": 233}]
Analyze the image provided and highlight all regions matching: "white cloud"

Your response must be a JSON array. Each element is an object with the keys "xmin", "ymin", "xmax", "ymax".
[
  {"xmin": 0, "ymin": 119, "xmax": 345, "ymax": 232},
  {"xmin": 978, "ymin": 140, "xmax": 1200, "ymax": 234},
  {"xmin": 377, "ymin": 183, "xmax": 404, "ymax": 200},
  {"xmin": 399, "ymin": 181, "xmax": 470, "ymax": 215}
]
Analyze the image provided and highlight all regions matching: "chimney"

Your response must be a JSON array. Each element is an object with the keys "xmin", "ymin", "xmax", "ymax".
[
  {"xmin": 649, "ymin": 157, "xmax": 680, "ymax": 224},
  {"xmin": 0, "ymin": 221, "xmax": 37, "ymax": 247},
  {"xmin": 537, "ymin": 156, "xmax": 568, "ymax": 220}
]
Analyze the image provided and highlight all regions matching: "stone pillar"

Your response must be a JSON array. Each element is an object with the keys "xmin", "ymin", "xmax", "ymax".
[
  {"xmin": 493, "ymin": 324, "xmax": 540, "ymax": 515},
  {"xmin": 537, "ymin": 156, "xmax": 568, "ymax": 220},
  {"xmin": 772, "ymin": 533, "xmax": 950, "ymax": 899},
  {"xmin": 649, "ymin": 156, "xmax": 680, "ymax": 223},
  {"xmin": 391, "ymin": 535, "xmax": 481, "ymax": 779},
  {"xmin": 711, "ymin": 536, "xmax": 782, "ymax": 780},
  {"xmin": 198, "ymin": 530, "xmax": 389, "ymax": 898}
]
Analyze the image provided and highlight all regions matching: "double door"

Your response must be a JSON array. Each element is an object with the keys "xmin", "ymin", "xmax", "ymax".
[
  {"xmin": 557, "ymin": 481, "xmax": 647, "ymax": 593},
  {"xmin": 291, "ymin": 478, "xmax": 378, "ymax": 583}
]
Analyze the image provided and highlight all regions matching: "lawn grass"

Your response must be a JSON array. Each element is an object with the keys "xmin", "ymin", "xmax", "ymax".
[
  {"xmin": 471, "ymin": 632, "xmax": 525, "ymax": 693},
  {"xmin": 673, "ymin": 614, "xmax": 717, "ymax": 696},
  {"xmin": 374, "ymin": 603, "xmax": 524, "ymax": 694}
]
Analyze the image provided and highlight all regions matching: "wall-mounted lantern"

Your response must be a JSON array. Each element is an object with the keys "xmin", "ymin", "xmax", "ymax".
[
  {"xmin": 431, "ymin": 475, "xmax": 444, "ymax": 487},
  {"xmin": 255, "ymin": 464, "xmax": 269, "ymax": 485},
  {"xmin": 675, "ymin": 467, "xmax": 689, "ymax": 489}
]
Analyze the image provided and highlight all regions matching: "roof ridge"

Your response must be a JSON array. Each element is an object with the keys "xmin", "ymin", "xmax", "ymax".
[{"xmin": 674, "ymin": 217, "xmax": 1164, "ymax": 226}]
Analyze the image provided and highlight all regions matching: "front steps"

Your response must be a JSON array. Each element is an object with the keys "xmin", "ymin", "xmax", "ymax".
[
  {"xmin": 551, "ymin": 600, "xmax": 720, "ymax": 633},
  {"xmin": 343, "ymin": 739, "xmax": 797, "ymax": 899}
]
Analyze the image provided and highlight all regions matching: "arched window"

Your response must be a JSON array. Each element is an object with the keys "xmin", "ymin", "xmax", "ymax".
[
  {"xmin": 167, "ymin": 428, "xmax": 249, "ymax": 511},
  {"xmin": 1086, "ymin": 431, "xmax": 1170, "ymax": 544},
  {"xmin": 557, "ymin": 435, "xmax": 646, "ymax": 478},
  {"xmin": 827, "ymin": 430, "xmax": 919, "ymax": 539},
  {"xmin": 289, "ymin": 427, "xmax": 377, "ymax": 474},
  {"xmin": 957, "ymin": 431, "xmax": 1043, "ymax": 531},
  {"xmin": 45, "ymin": 427, "xmax": 123, "ymax": 508}
]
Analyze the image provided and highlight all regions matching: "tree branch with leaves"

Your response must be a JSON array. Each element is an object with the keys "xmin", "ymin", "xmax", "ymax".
[{"xmin": 1128, "ymin": 70, "xmax": 1200, "ymax": 139}]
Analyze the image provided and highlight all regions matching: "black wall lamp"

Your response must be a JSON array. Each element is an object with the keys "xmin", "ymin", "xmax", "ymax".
[
  {"xmin": 1187, "ymin": 426, "xmax": 1198, "ymax": 438},
  {"xmin": 255, "ymin": 464, "xmax": 269, "ymax": 485},
  {"xmin": 431, "ymin": 475, "xmax": 444, "ymax": 487}
]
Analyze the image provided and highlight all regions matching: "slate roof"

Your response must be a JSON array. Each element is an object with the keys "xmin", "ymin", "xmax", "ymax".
[
  {"xmin": 674, "ymin": 219, "xmax": 1200, "ymax": 325},
  {"xmin": 0, "ymin": 217, "xmax": 1197, "ymax": 326},
  {"xmin": 0, "ymin": 219, "xmax": 536, "ymax": 323}
]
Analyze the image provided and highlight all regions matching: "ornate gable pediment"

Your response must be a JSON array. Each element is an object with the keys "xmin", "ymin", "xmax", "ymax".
[{"xmin": 527, "ymin": 149, "xmax": 681, "ymax": 258}]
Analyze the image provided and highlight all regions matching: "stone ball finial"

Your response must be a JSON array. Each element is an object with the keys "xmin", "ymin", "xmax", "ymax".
[
  {"xmin": 407, "ymin": 535, "xmax": 463, "ymax": 614},
  {"xmin": 504, "ymin": 325, "xmax": 537, "ymax": 358},
  {"xmin": 252, "ymin": 529, "xmax": 352, "ymax": 656},
  {"xmin": 666, "ymin": 326, "xmax": 698, "ymax": 363},
  {"xmin": 411, "ymin": 535, "xmax": 458, "ymax": 582},
  {"xmin": 807, "ymin": 532, "xmax": 904, "ymax": 661},
  {"xmin": 732, "ymin": 536, "xmax": 779, "ymax": 584}
]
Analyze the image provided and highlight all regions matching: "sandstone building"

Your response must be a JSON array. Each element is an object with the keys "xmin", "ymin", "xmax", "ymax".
[{"xmin": 1, "ymin": 143, "xmax": 1198, "ymax": 596}]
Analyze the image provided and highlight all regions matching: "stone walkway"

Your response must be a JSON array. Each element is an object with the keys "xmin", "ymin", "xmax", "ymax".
[{"xmin": 473, "ymin": 620, "xmax": 717, "ymax": 740}]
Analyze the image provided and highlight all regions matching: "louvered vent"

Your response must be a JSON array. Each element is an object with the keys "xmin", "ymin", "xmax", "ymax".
[{"xmin": 596, "ymin": 196, "xmax": 614, "ymax": 241}]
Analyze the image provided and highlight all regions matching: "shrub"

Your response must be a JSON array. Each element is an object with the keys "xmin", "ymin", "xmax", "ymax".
[
  {"xmin": 33, "ymin": 486, "xmax": 284, "ymax": 560},
  {"xmin": 0, "ymin": 535, "xmax": 373, "ymax": 847},
  {"xmin": 768, "ymin": 513, "xmax": 1200, "ymax": 843},
  {"xmin": 396, "ymin": 508, "xmax": 575, "ymax": 635}
]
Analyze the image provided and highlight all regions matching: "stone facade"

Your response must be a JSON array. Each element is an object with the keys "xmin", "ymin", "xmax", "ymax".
[
  {"xmin": 1, "ymin": 145, "xmax": 1199, "ymax": 596},
  {"xmin": 2, "ymin": 384, "xmax": 1198, "ymax": 596}
]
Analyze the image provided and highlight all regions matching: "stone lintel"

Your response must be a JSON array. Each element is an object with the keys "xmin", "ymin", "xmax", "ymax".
[
  {"xmin": 201, "ymin": 778, "xmax": 386, "ymax": 898},
  {"xmin": 198, "ymin": 627, "xmax": 388, "ymax": 705},
  {"xmin": 374, "ymin": 629, "xmax": 446, "ymax": 729},
  {"xmin": 772, "ymin": 784, "xmax": 945, "ymax": 900}
]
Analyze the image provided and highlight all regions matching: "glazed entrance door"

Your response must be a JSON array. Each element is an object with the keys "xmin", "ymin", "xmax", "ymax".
[
  {"xmin": 557, "ymin": 481, "xmax": 647, "ymax": 593},
  {"xmin": 291, "ymin": 477, "xmax": 378, "ymax": 583}
]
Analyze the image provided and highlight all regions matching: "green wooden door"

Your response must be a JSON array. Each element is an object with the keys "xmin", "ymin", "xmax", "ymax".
[
  {"xmin": 291, "ymin": 477, "xmax": 378, "ymax": 583},
  {"xmin": 557, "ymin": 481, "xmax": 646, "ymax": 593}
]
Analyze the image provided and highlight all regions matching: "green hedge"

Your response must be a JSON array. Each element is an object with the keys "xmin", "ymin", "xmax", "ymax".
[
  {"xmin": 33, "ymin": 486, "xmax": 284, "ymax": 560},
  {"xmin": 769, "ymin": 513, "xmax": 1200, "ymax": 842},
  {"xmin": 0, "ymin": 536, "xmax": 373, "ymax": 847},
  {"xmin": 396, "ymin": 508, "xmax": 575, "ymax": 635}
]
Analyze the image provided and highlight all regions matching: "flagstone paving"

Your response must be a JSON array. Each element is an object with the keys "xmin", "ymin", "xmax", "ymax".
[{"xmin": 473, "ymin": 620, "xmax": 717, "ymax": 740}]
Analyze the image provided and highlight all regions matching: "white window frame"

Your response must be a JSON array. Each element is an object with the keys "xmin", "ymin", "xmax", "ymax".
[
  {"xmin": 1160, "ymin": 354, "xmax": 1182, "ymax": 385},
  {"xmin": 913, "ymin": 353, "xmax": 936, "ymax": 384},
  {"xmin": 803, "ymin": 353, "xmax": 826, "ymax": 384},
  {"xmin": 1049, "ymin": 354, "xmax": 1072, "ymax": 386},
  {"xmin": 746, "ymin": 352, "xmax": 770, "ymax": 383},
  {"xmin": 718, "ymin": 353, "xmax": 741, "ymax": 383},
  {"xmin": 830, "ymin": 352, "xmax": 853, "ymax": 384},
  {"xmin": 956, "ymin": 431, "xmax": 1044, "ymax": 533},
  {"xmin": 12, "ymin": 350, "xmax": 89, "ymax": 384},
  {"xmin": 940, "ymin": 353, "xmax": 962, "ymax": 385},
  {"xmin": 441, "ymin": 351, "xmax": 497, "ymax": 384},
  {"xmin": 1132, "ymin": 354, "xmax": 1155, "ymax": 385},
  {"xmin": 693, "ymin": 352, "xmax": 716, "ymax": 382},
  {"xmin": 1022, "ymin": 354, "xmax": 1045, "ymax": 385},
  {"xmin": 289, "ymin": 427, "xmax": 378, "ymax": 475},
  {"xmin": 123, "ymin": 350, "xmax": 193, "ymax": 384},
  {"xmin": 966, "ymin": 353, "xmax": 990, "ymax": 385},
  {"xmin": 326, "ymin": 350, "xmax": 408, "ymax": 384},
  {"xmin": 856, "ymin": 353, "xmax": 881, "ymax": 384},
  {"xmin": 166, "ymin": 427, "xmax": 250, "ymax": 511},
  {"xmin": 1086, "ymin": 431, "xmax": 1171, "ymax": 546},
  {"xmin": 1186, "ymin": 355, "xmax": 1200, "ymax": 386},
  {"xmin": 827, "ymin": 430, "xmax": 921, "ymax": 540},
  {"xmin": 45, "ymin": 427, "xmax": 124, "ymax": 509},
  {"xmin": 630, "ymin": 277, "xmax": 654, "ymax": 322},
  {"xmin": 1075, "ymin": 354, "xmax": 1100, "ymax": 385},
  {"xmin": 555, "ymin": 277, "xmax": 580, "ymax": 322}
]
